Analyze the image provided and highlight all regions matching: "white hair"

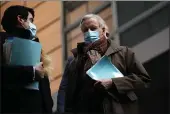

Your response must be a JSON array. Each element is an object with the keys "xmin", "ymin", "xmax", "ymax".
[{"xmin": 80, "ymin": 14, "xmax": 107, "ymax": 29}]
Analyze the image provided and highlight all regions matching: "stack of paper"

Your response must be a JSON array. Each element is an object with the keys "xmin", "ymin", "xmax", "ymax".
[{"xmin": 86, "ymin": 55, "xmax": 124, "ymax": 80}]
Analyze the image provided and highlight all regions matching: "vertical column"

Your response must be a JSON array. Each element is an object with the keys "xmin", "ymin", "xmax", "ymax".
[
  {"xmin": 111, "ymin": 1, "xmax": 120, "ymax": 45},
  {"xmin": 61, "ymin": 1, "xmax": 67, "ymax": 72}
]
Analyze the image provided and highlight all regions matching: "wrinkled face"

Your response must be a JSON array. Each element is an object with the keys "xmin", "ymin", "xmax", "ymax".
[
  {"xmin": 81, "ymin": 17, "xmax": 106, "ymax": 40},
  {"xmin": 17, "ymin": 12, "xmax": 34, "ymax": 29}
]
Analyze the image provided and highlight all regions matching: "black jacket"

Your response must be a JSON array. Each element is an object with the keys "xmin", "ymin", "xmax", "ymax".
[{"xmin": 0, "ymin": 29, "xmax": 53, "ymax": 113}]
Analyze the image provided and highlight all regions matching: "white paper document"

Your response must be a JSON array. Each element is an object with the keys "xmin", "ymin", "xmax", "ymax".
[{"xmin": 86, "ymin": 55, "xmax": 124, "ymax": 80}]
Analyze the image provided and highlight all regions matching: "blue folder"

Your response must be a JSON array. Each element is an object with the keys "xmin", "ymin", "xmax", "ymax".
[
  {"xmin": 9, "ymin": 37, "xmax": 42, "ymax": 90},
  {"xmin": 86, "ymin": 55, "xmax": 124, "ymax": 80},
  {"xmin": 10, "ymin": 37, "xmax": 42, "ymax": 66}
]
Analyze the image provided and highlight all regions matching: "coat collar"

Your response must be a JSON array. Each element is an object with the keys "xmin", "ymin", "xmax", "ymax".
[{"xmin": 105, "ymin": 39, "xmax": 123, "ymax": 56}]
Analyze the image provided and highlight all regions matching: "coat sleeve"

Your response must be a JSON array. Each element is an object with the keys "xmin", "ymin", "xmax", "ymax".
[
  {"xmin": 111, "ymin": 47, "xmax": 151, "ymax": 94},
  {"xmin": 57, "ymin": 56, "xmax": 73, "ymax": 113},
  {"xmin": 2, "ymin": 65, "xmax": 41, "ymax": 87}
]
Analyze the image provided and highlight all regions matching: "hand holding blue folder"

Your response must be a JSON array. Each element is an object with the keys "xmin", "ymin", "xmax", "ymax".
[{"xmin": 86, "ymin": 55, "xmax": 124, "ymax": 80}]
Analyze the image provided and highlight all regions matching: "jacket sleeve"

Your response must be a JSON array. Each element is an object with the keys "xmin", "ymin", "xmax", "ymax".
[
  {"xmin": 57, "ymin": 56, "xmax": 73, "ymax": 113},
  {"xmin": 2, "ymin": 65, "xmax": 41, "ymax": 87},
  {"xmin": 111, "ymin": 47, "xmax": 151, "ymax": 94}
]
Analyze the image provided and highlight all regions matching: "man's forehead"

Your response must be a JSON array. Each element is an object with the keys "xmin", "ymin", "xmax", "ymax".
[
  {"xmin": 28, "ymin": 12, "xmax": 33, "ymax": 18},
  {"xmin": 82, "ymin": 17, "xmax": 99, "ymax": 26}
]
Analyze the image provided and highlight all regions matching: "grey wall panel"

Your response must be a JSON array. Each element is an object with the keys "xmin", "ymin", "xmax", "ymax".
[
  {"xmin": 132, "ymin": 27, "xmax": 169, "ymax": 63},
  {"xmin": 117, "ymin": 1, "xmax": 160, "ymax": 26},
  {"xmin": 120, "ymin": 5, "xmax": 169, "ymax": 47}
]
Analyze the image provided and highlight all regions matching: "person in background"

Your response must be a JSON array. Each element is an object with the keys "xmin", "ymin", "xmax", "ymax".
[
  {"xmin": 57, "ymin": 56, "xmax": 74, "ymax": 113},
  {"xmin": 57, "ymin": 14, "xmax": 151, "ymax": 114},
  {"xmin": 1, "ymin": 5, "xmax": 53, "ymax": 113}
]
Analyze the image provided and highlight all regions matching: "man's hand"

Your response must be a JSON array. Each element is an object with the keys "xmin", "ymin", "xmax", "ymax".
[
  {"xmin": 34, "ymin": 62, "xmax": 44, "ymax": 78},
  {"xmin": 35, "ymin": 62, "xmax": 43, "ymax": 72},
  {"xmin": 87, "ymin": 50, "xmax": 101, "ymax": 64},
  {"xmin": 94, "ymin": 79, "xmax": 113, "ymax": 90}
]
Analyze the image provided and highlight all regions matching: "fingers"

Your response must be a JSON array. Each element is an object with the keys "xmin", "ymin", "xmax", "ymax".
[
  {"xmin": 87, "ymin": 50, "xmax": 101, "ymax": 64},
  {"xmin": 99, "ymin": 79, "xmax": 112, "ymax": 83},
  {"xmin": 35, "ymin": 62, "xmax": 43, "ymax": 71},
  {"xmin": 38, "ymin": 62, "xmax": 43, "ymax": 67},
  {"xmin": 35, "ymin": 62, "xmax": 43, "ymax": 67},
  {"xmin": 94, "ymin": 81, "xmax": 103, "ymax": 89},
  {"xmin": 39, "ymin": 62, "xmax": 43, "ymax": 65},
  {"xmin": 94, "ymin": 81, "xmax": 101, "ymax": 86}
]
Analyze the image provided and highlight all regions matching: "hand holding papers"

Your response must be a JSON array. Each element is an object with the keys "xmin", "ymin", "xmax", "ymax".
[{"xmin": 86, "ymin": 55, "xmax": 124, "ymax": 80}]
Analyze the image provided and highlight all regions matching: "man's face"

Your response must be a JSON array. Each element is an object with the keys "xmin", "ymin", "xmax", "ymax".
[
  {"xmin": 81, "ymin": 17, "xmax": 105, "ymax": 39},
  {"xmin": 17, "ymin": 12, "xmax": 34, "ymax": 29}
]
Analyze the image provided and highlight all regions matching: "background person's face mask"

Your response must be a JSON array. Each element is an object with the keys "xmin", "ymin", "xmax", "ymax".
[
  {"xmin": 28, "ymin": 22, "xmax": 37, "ymax": 37},
  {"xmin": 84, "ymin": 30, "xmax": 99, "ymax": 43}
]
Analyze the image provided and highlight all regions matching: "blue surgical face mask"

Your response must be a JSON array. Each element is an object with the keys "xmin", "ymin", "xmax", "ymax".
[
  {"xmin": 84, "ymin": 30, "xmax": 99, "ymax": 43},
  {"xmin": 28, "ymin": 22, "xmax": 37, "ymax": 37}
]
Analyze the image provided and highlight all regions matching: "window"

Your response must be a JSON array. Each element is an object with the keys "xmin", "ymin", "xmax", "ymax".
[
  {"xmin": 119, "ymin": 2, "xmax": 169, "ymax": 47},
  {"xmin": 117, "ymin": 1, "xmax": 160, "ymax": 26},
  {"xmin": 65, "ymin": 1, "xmax": 87, "ymax": 25}
]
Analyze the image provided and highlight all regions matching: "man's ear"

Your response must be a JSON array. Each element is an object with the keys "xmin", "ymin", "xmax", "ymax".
[
  {"xmin": 17, "ymin": 15, "xmax": 24, "ymax": 24},
  {"xmin": 106, "ymin": 32, "xmax": 110, "ymax": 38},
  {"xmin": 101, "ymin": 27, "xmax": 106, "ymax": 37},
  {"xmin": 102, "ymin": 27, "xmax": 105, "ymax": 33}
]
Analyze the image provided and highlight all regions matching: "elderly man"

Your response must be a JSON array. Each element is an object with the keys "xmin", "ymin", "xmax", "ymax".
[{"xmin": 57, "ymin": 14, "xmax": 151, "ymax": 114}]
